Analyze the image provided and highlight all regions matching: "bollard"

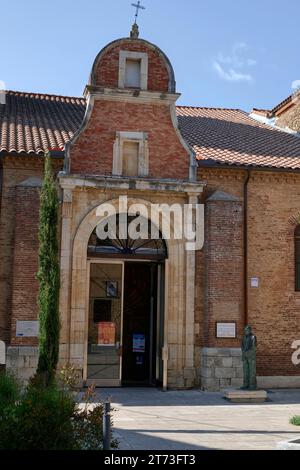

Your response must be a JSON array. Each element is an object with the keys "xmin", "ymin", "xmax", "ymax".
[{"xmin": 103, "ymin": 401, "xmax": 111, "ymax": 450}]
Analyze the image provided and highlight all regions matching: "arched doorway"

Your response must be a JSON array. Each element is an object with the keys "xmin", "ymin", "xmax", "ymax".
[{"xmin": 86, "ymin": 214, "xmax": 168, "ymax": 387}]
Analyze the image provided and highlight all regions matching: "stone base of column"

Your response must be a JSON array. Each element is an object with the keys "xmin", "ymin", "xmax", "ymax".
[
  {"xmin": 201, "ymin": 347, "xmax": 243, "ymax": 391},
  {"xmin": 6, "ymin": 346, "xmax": 38, "ymax": 382}
]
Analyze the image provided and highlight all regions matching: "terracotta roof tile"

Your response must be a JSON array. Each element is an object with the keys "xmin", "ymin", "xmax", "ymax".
[
  {"xmin": 0, "ymin": 90, "xmax": 86, "ymax": 155},
  {"xmin": 1, "ymin": 90, "xmax": 300, "ymax": 170},
  {"xmin": 177, "ymin": 106, "xmax": 300, "ymax": 169}
]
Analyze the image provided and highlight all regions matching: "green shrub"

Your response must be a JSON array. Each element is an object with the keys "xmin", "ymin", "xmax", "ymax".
[
  {"xmin": 0, "ymin": 371, "xmax": 22, "ymax": 411},
  {"xmin": 36, "ymin": 153, "xmax": 60, "ymax": 386},
  {"xmin": 58, "ymin": 363, "xmax": 81, "ymax": 392},
  {"xmin": 73, "ymin": 404, "xmax": 104, "ymax": 450},
  {"xmin": 290, "ymin": 416, "xmax": 300, "ymax": 426},
  {"xmin": 0, "ymin": 382, "xmax": 78, "ymax": 450},
  {"xmin": 0, "ymin": 373, "xmax": 117, "ymax": 450},
  {"xmin": 73, "ymin": 384, "xmax": 118, "ymax": 450}
]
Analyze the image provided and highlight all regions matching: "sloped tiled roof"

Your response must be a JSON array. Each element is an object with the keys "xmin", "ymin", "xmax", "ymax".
[
  {"xmin": 1, "ymin": 90, "xmax": 300, "ymax": 170},
  {"xmin": 0, "ymin": 91, "xmax": 86, "ymax": 155},
  {"xmin": 177, "ymin": 106, "xmax": 300, "ymax": 169}
]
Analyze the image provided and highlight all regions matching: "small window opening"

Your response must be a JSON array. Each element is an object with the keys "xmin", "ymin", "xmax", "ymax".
[{"xmin": 125, "ymin": 59, "xmax": 141, "ymax": 88}]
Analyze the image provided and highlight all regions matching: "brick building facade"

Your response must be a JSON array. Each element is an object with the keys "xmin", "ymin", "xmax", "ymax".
[{"xmin": 1, "ymin": 30, "xmax": 300, "ymax": 390}]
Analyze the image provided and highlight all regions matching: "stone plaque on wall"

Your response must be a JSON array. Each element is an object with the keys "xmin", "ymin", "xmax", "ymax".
[
  {"xmin": 16, "ymin": 321, "xmax": 39, "ymax": 338},
  {"xmin": 216, "ymin": 322, "xmax": 236, "ymax": 339}
]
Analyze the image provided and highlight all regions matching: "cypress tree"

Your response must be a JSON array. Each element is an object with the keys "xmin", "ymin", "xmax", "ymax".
[{"xmin": 36, "ymin": 152, "xmax": 60, "ymax": 385}]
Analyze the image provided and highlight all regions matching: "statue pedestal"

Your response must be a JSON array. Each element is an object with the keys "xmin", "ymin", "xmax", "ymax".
[{"xmin": 224, "ymin": 389, "xmax": 267, "ymax": 403}]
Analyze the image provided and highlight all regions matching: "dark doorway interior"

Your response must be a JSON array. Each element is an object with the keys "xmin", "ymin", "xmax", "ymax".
[{"xmin": 122, "ymin": 262, "xmax": 158, "ymax": 386}]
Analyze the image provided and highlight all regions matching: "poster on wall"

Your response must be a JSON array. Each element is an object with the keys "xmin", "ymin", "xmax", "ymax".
[
  {"xmin": 133, "ymin": 333, "xmax": 146, "ymax": 353},
  {"xmin": 98, "ymin": 322, "xmax": 116, "ymax": 346}
]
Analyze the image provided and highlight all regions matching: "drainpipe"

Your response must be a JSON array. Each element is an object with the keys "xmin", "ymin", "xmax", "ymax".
[{"xmin": 244, "ymin": 170, "xmax": 251, "ymax": 326}]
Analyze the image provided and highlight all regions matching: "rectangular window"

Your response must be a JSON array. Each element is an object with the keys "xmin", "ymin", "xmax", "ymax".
[
  {"xmin": 113, "ymin": 131, "xmax": 149, "ymax": 177},
  {"xmin": 122, "ymin": 141, "xmax": 139, "ymax": 176},
  {"xmin": 119, "ymin": 51, "xmax": 148, "ymax": 90},
  {"xmin": 125, "ymin": 59, "xmax": 141, "ymax": 88}
]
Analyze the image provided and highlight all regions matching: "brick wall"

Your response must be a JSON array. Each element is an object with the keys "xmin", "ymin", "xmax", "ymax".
[
  {"xmin": 70, "ymin": 100, "xmax": 190, "ymax": 179},
  {"xmin": 204, "ymin": 192, "xmax": 244, "ymax": 348},
  {"xmin": 195, "ymin": 169, "xmax": 246, "ymax": 354},
  {"xmin": 0, "ymin": 157, "xmax": 62, "ymax": 347},
  {"xmin": 247, "ymin": 172, "xmax": 300, "ymax": 376},
  {"xmin": 0, "ymin": 158, "xmax": 44, "ymax": 344},
  {"xmin": 10, "ymin": 184, "xmax": 41, "ymax": 346},
  {"xmin": 94, "ymin": 40, "xmax": 170, "ymax": 92},
  {"xmin": 196, "ymin": 167, "xmax": 300, "ymax": 379}
]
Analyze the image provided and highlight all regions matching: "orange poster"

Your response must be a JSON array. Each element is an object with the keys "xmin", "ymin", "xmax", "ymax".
[{"xmin": 98, "ymin": 322, "xmax": 116, "ymax": 346}]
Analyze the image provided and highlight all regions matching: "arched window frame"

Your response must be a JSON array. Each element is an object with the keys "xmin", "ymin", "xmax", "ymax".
[{"xmin": 87, "ymin": 214, "xmax": 168, "ymax": 261}]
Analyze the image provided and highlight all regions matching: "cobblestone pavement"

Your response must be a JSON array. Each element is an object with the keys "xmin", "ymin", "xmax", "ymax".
[{"xmin": 92, "ymin": 388, "xmax": 300, "ymax": 450}]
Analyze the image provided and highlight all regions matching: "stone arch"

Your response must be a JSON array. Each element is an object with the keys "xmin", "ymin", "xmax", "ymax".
[{"xmin": 68, "ymin": 197, "xmax": 187, "ymax": 384}]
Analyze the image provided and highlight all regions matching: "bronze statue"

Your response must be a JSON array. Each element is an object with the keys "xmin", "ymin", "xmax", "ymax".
[{"xmin": 241, "ymin": 325, "xmax": 257, "ymax": 390}]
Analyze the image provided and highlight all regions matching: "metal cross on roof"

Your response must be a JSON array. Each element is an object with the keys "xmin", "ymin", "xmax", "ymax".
[{"xmin": 131, "ymin": 1, "xmax": 145, "ymax": 24}]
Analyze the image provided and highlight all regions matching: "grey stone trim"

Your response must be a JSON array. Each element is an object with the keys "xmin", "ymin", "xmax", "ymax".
[
  {"xmin": 84, "ymin": 87, "xmax": 181, "ymax": 105},
  {"xmin": 118, "ymin": 50, "xmax": 148, "ymax": 90},
  {"xmin": 63, "ymin": 94, "xmax": 94, "ymax": 174},
  {"xmin": 59, "ymin": 175, "xmax": 204, "ymax": 195},
  {"xmin": 113, "ymin": 131, "xmax": 149, "ymax": 177},
  {"xmin": 170, "ymin": 104, "xmax": 197, "ymax": 182}
]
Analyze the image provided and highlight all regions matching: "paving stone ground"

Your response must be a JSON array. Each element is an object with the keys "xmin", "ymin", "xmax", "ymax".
[{"xmin": 91, "ymin": 388, "xmax": 300, "ymax": 450}]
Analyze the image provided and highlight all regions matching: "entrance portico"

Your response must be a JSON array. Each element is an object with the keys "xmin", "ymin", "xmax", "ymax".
[{"xmin": 58, "ymin": 176, "xmax": 204, "ymax": 389}]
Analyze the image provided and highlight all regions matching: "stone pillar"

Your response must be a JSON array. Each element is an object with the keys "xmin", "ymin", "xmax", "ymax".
[
  {"xmin": 183, "ymin": 194, "xmax": 198, "ymax": 387},
  {"xmin": 202, "ymin": 191, "xmax": 244, "ymax": 391},
  {"xmin": 58, "ymin": 186, "xmax": 74, "ymax": 369}
]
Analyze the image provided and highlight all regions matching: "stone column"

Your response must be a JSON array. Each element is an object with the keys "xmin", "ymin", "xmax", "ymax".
[
  {"xmin": 183, "ymin": 193, "xmax": 198, "ymax": 387},
  {"xmin": 58, "ymin": 186, "xmax": 74, "ymax": 368}
]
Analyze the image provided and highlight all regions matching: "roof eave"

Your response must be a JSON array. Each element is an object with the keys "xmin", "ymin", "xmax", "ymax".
[
  {"xmin": 197, "ymin": 159, "xmax": 300, "ymax": 173},
  {"xmin": 0, "ymin": 150, "xmax": 65, "ymax": 159}
]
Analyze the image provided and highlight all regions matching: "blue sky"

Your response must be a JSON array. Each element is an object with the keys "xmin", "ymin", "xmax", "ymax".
[{"xmin": 0, "ymin": 0, "xmax": 299, "ymax": 111}]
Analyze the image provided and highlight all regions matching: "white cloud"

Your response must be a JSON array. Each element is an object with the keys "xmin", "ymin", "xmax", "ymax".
[
  {"xmin": 213, "ymin": 42, "xmax": 256, "ymax": 83},
  {"xmin": 292, "ymin": 80, "xmax": 300, "ymax": 90},
  {"xmin": 0, "ymin": 81, "xmax": 6, "ymax": 105},
  {"xmin": 213, "ymin": 61, "xmax": 253, "ymax": 82}
]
